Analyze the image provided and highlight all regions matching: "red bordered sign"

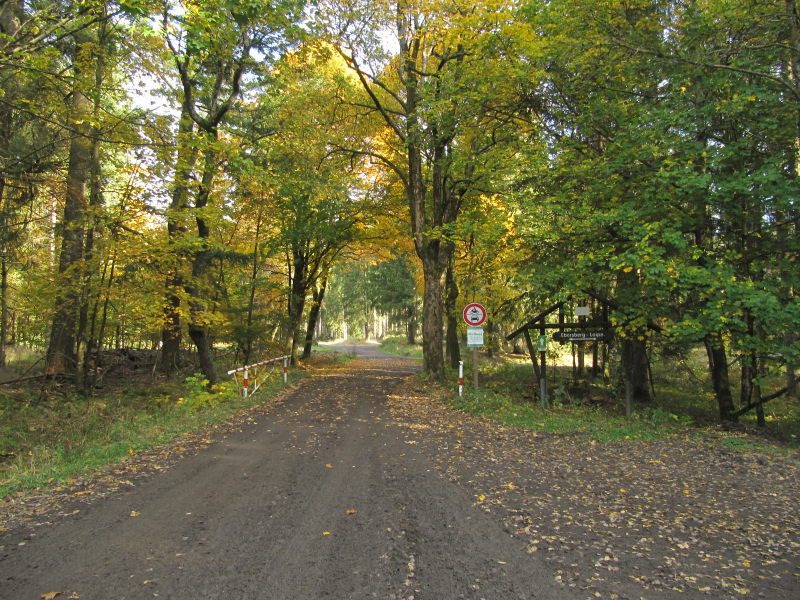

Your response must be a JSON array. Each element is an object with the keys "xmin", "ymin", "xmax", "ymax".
[{"xmin": 463, "ymin": 303, "xmax": 487, "ymax": 327}]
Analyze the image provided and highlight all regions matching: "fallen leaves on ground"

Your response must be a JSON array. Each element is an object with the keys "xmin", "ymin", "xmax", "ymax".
[{"xmin": 387, "ymin": 381, "xmax": 800, "ymax": 600}]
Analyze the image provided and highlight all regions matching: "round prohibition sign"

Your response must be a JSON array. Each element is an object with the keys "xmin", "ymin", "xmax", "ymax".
[{"xmin": 463, "ymin": 303, "xmax": 487, "ymax": 327}]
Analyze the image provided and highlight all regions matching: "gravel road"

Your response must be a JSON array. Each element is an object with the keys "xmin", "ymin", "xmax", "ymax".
[{"xmin": 0, "ymin": 346, "xmax": 561, "ymax": 599}]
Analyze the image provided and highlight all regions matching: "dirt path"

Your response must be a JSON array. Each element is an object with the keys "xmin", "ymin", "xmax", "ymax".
[
  {"xmin": 2, "ymin": 346, "xmax": 798, "ymax": 600},
  {"xmin": 0, "ymin": 348, "xmax": 561, "ymax": 600}
]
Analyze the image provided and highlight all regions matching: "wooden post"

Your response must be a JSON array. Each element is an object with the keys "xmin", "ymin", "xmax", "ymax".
[
  {"xmin": 523, "ymin": 329, "xmax": 541, "ymax": 380},
  {"xmin": 539, "ymin": 327, "xmax": 548, "ymax": 409}
]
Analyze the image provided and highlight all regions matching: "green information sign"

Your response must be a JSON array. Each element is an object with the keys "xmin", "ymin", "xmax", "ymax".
[{"xmin": 537, "ymin": 334, "xmax": 547, "ymax": 352}]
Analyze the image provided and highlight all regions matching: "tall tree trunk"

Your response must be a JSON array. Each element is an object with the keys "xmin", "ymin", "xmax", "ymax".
[
  {"xmin": 46, "ymin": 30, "xmax": 94, "ymax": 374},
  {"xmin": 243, "ymin": 212, "xmax": 263, "ymax": 365},
  {"xmin": 185, "ymin": 137, "xmax": 219, "ymax": 384},
  {"xmin": 95, "ymin": 254, "xmax": 116, "ymax": 357},
  {"xmin": 0, "ymin": 176, "xmax": 7, "ymax": 368},
  {"xmin": 302, "ymin": 277, "xmax": 328, "ymax": 360},
  {"xmin": 408, "ymin": 144, "xmax": 452, "ymax": 380},
  {"xmin": 420, "ymin": 252, "xmax": 446, "ymax": 379},
  {"xmin": 78, "ymin": 28, "xmax": 107, "ymax": 391},
  {"xmin": 406, "ymin": 306, "xmax": 416, "ymax": 345},
  {"xmin": 0, "ymin": 1, "xmax": 23, "ymax": 367},
  {"xmin": 741, "ymin": 309, "xmax": 755, "ymax": 407},
  {"xmin": 0, "ymin": 238, "xmax": 7, "ymax": 368},
  {"xmin": 287, "ymin": 250, "xmax": 308, "ymax": 365},
  {"xmin": 787, "ymin": 332, "xmax": 799, "ymax": 398},
  {"xmin": 784, "ymin": 0, "xmax": 800, "ymax": 396},
  {"xmin": 160, "ymin": 106, "xmax": 197, "ymax": 374},
  {"xmin": 705, "ymin": 334, "xmax": 737, "ymax": 422},
  {"xmin": 621, "ymin": 336, "xmax": 651, "ymax": 403}
]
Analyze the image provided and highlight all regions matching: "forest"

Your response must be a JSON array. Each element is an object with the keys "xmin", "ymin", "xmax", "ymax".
[{"xmin": 0, "ymin": 0, "xmax": 798, "ymax": 431}]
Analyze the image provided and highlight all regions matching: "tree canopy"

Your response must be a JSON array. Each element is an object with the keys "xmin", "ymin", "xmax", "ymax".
[{"xmin": 0, "ymin": 0, "xmax": 796, "ymax": 421}]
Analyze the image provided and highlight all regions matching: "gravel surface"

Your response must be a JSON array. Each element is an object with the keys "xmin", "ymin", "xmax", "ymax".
[
  {"xmin": 0, "ymin": 347, "xmax": 562, "ymax": 599},
  {"xmin": 3, "ymin": 344, "xmax": 797, "ymax": 600}
]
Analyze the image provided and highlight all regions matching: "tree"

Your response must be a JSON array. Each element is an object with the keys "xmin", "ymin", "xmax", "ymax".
[
  {"xmin": 321, "ymin": 0, "xmax": 524, "ymax": 379},
  {"xmin": 511, "ymin": 0, "xmax": 799, "ymax": 420},
  {"xmin": 221, "ymin": 44, "xmax": 376, "ymax": 364},
  {"xmin": 45, "ymin": 4, "xmax": 109, "ymax": 375},
  {"xmin": 157, "ymin": 0, "xmax": 303, "ymax": 381}
]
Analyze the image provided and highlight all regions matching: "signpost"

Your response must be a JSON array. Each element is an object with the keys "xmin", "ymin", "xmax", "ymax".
[
  {"xmin": 463, "ymin": 303, "xmax": 487, "ymax": 327},
  {"xmin": 506, "ymin": 296, "xmax": 616, "ymax": 410},
  {"xmin": 467, "ymin": 327, "xmax": 484, "ymax": 347},
  {"xmin": 552, "ymin": 330, "xmax": 612, "ymax": 343},
  {"xmin": 463, "ymin": 303, "xmax": 487, "ymax": 390}
]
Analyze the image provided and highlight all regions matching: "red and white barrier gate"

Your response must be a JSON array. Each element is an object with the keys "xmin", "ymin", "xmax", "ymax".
[{"xmin": 227, "ymin": 355, "xmax": 290, "ymax": 398}]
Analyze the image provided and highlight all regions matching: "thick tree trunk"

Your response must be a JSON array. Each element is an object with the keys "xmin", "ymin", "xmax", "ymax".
[
  {"xmin": 160, "ymin": 279, "xmax": 182, "ymax": 373},
  {"xmin": 408, "ymin": 142, "xmax": 454, "ymax": 380},
  {"xmin": 160, "ymin": 107, "xmax": 197, "ymax": 374},
  {"xmin": 302, "ymin": 277, "xmax": 327, "ymax": 360},
  {"xmin": 188, "ymin": 321, "xmax": 216, "ymax": 384},
  {"xmin": 705, "ymin": 335, "xmax": 737, "ymax": 422},
  {"xmin": 287, "ymin": 251, "xmax": 308, "ymax": 365},
  {"xmin": 184, "ymin": 138, "xmax": 219, "ymax": 385},
  {"xmin": 47, "ymin": 38, "xmax": 94, "ymax": 374},
  {"xmin": 620, "ymin": 336, "xmax": 651, "ymax": 403},
  {"xmin": 420, "ymin": 254, "xmax": 446, "ymax": 379}
]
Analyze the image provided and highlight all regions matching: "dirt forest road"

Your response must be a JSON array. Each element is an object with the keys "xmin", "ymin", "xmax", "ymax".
[
  {"xmin": 0, "ymin": 347, "xmax": 562, "ymax": 600},
  {"xmin": 2, "ymin": 345, "xmax": 799, "ymax": 600}
]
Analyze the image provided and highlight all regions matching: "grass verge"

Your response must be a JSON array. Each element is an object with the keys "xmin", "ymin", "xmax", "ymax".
[
  {"xmin": 0, "ymin": 368, "xmax": 307, "ymax": 500},
  {"xmin": 447, "ymin": 387, "xmax": 678, "ymax": 442},
  {"xmin": 379, "ymin": 336, "xmax": 423, "ymax": 359},
  {"xmin": 437, "ymin": 354, "xmax": 800, "ymax": 453}
]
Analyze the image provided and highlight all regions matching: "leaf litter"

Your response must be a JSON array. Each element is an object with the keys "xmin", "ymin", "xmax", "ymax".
[{"xmin": 387, "ymin": 380, "xmax": 800, "ymax": 600}]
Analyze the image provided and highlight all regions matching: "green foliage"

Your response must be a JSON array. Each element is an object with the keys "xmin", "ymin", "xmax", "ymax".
[
  {"xmin": 365, "ymin": 257, "xmax": 417, "ymax": 315},
  {"xmin": 0, "ymin": 0, "xmax": 797, "ymax": 425},
  {"xmin": 177, "ymin": 373, "xmax": 239, "ymax": 409},
  {"xmin": 507, "ymin": 0, "xmax": 799, "ymax": 419},
  {"xmin": 324, "ymin": 261, "xmax": 372, "ymax": 336}
]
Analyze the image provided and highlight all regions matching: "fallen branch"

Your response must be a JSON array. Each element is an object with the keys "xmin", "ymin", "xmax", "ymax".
[
  {"xmin": 732, "ymin": 386, "xmax": 790, "ymax": 419},
  {"xmin": 0, "ymin": 374, "xmax": 48, "ymax": 386}
]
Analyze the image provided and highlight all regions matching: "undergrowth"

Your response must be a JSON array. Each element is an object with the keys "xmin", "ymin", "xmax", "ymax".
[
  {"xmin": 441, "ymin": 352, "xmax": 800, "ymax": 451},
  {"xmin": 448, "ymin": 387, "xmax": 677, "ymax": 442},
  {"xmin": 0, "ymin": 369, "xmax": 297, "ymax": 499},
  {"xmin": 379, "ymin": 336, "xmax": 423, "ymax": 359}
]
